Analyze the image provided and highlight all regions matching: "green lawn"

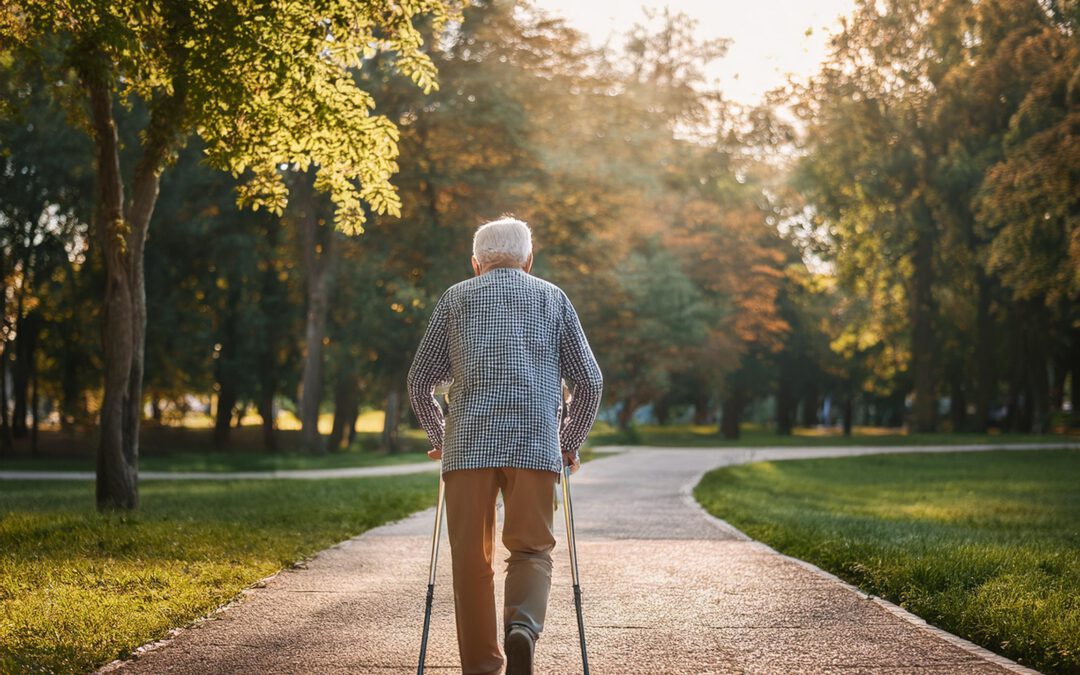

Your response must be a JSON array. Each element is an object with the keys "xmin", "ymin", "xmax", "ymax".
[
  {"xmin": 0, "ymin": 448, "xmax": 434, "ymax": 473},
  {"xmin": 0, "ymin": 423, "xmax": 437, "ymax": 473},
  {"xmin": 0, "ymin": 439, "xmax": 603, "ymax": 474},
  {"xmin": 591, "ymin": 421, "xmax": 1075, "ymax": 448},
  {"xmin": 0, "ymin": 475, "xmax": 440, "ymax": 674},
  {"xmin": 694, "ymin": 448, "xmax": 1080, "ymax": 674}
]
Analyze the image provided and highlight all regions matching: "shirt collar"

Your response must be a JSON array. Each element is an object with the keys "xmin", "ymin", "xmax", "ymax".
[{"xmin": 483, "ymin": 266, "xmax": 525, "ymax": 275}]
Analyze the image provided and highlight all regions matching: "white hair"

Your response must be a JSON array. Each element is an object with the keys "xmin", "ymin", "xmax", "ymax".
[{"xmin": 472, "ymin": 217, "xmax": 532, "ymax": 268}]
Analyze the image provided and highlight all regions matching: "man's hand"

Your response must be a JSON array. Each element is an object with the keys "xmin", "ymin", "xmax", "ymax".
[
  {"xmin": 562, "ymin": 450, "xmax": 580, "ymax": 475},
  {"xmin": 427, "ymin": 447, "xmax": 442, "ymax": 460}
]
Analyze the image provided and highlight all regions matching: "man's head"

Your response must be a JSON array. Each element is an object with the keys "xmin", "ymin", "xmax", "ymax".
[{"xmin": 471, "ymin": 217, "xmax": 534, "ymax": 276}]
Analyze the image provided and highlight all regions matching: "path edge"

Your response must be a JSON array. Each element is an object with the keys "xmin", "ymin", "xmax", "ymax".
[
  {"xmin": 680, "ymin": 461, "xmax": 1043, "ymax": 675},
  {"xmin": 762, "ymin": 543, "xmax": 1042, "ymax": 675},
  {"xmin": 94, "ymin": 507, "xmax": 435, "ymax": 674}
]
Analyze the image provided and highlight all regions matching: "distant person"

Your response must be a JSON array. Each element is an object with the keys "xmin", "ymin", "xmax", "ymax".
[{"xmin": 407, "ymin": 217, "xmax": 603, "ymax": 675}]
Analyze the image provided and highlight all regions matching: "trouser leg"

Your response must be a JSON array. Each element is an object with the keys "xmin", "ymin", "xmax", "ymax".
[
  {"xmin": 444, "ymin": 468, "xmax": 504, "ymax": 675},
  {"xmin": 499, "ymin": 467, "xmax": 558, "ymax": 639}
]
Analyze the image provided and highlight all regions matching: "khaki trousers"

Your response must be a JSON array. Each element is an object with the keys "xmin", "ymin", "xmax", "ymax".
[{"xmin": 443, "ymin": 467, "xmax": 558, "ymax": 675}]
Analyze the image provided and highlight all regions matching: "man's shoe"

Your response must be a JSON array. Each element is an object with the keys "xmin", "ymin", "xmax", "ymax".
[{"xmin": 505, "ymin": 625, "xmax": 535, "ymax": 675}]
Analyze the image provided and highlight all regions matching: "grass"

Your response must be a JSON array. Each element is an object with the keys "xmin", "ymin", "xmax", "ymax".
[
  {"xmin": 590, "ymin": 421, "xmax": 1076, "ymax": 448},
  {"xmin": 1, "ymin": 426, "xmax": 608, "ymax": 474},
  {"xmin": 0, "ymin": 446, "xmax": 605, "ymax": 474},
  {"xmin": 693, "ymin": 448, "xmax": 1080, "ymax": 674},
  {"xmin": 0, "ymin": 447, "xmax": 433, "ymax": 473},
  {"xmin": 0, "ymin": 475, "xmax": 440, "ymax": 674},
  {"xmin": 0, "ymin": 422, "xmax": 436, "ymax": 473}
]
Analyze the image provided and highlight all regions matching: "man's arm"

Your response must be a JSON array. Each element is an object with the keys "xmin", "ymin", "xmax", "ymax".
[
  {"xmin": 407, "ymin": 292, "xmax": 453, "ymax": 453},
  {"xmin": 558, "ymin": 294, "xmax": 603, "ymax": 461}
]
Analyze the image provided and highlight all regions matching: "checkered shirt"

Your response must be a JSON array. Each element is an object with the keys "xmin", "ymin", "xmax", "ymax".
[{"xmin": 406, "ymin": 266, "xmax": 604, "ymax": 475}]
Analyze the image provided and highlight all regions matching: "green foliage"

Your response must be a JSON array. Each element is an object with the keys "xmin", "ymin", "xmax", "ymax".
[
  {"xmin": 4, "ymin": 0, "xmax": 462, "ymax": 233},
  {"xmin": 794, "ymin": 0, "xmax": 1080, "ymax": 432},
  {"xmin": 0, "ymin": 47, "xmax": 101, "ymax": 428},
  {"xmin": 793, "ymin": 0, "xmax": 955, "ymax": 393},
  {"xmin": 976, "ymin": 9, "xmax": 1080, "ymax": 305},
  {"xmin": 599, "ymin": 240, "xmax": 715, "ymax": 414},
  {"xmin": 144, "ymin": 140, "xmax": 302, "ymax": 412},
  {"xmin": 3, "ymin": 0, "xmax": 1076, "ymax": 474},
  {"xmin": 0, "ymin": 474, "xmax": 439, "ymax": 673},
  {"xmin": 695, "ymin": 449, "xmax": 1080, "ymax": 673}
]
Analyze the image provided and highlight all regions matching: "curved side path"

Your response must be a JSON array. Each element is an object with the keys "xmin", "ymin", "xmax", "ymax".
[{"xmin": 93, "ymin": 443, "xmax": 1072, "ymax": 674}]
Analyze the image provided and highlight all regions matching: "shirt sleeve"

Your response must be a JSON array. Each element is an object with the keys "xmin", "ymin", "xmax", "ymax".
[
  {"xmin": 407, "ymin": 291, "xmax": 454, "ymax": 450},
  {"xmin": 558, "ymin": 293, "xmax": 603, "ymax": 457}
]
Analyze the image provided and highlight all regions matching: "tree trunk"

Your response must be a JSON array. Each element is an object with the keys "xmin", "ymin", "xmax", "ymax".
[
  {"xmin": 1050, "ymin": 355, "xmax": 1066, "ymax": 416},
  {"xmin": 802, "ymin": 384, "xmax": 819, "ymax": 427},
  {"xmin": 910, "ymin": 203, "xmax": 937, "ymax": 433},
  {"xmin": 0, "ymin": 338, "xmax": 11, "ymax": 457},
  {"xmin": 1007, "ymin": 304, "xmax": 1034, "ymax": 433},
  {"xmin": 1026, "ymin": 303, "xmax": 1050, "ymax": 434},
  {"xmin": 258, "ymin": 394, "xmax": 277, "ymax": 453},
  {"xmin": 346, "ymin": 405, "xmax": 361, "ymax": 446},
  {"xmin": 213, "ymin": 282, "xmax": 241, "ymax": 448},
  {"xmin": 11, "ymin": 298, "xmax": 28, "ymax": 439},
  {"xmin": 257, "ymin": 217, "xmax": 282, "ymax": 453},
  {"xmin": 0, "ymin": 251, "xmax": 10, "ymax": 457},
  {"xmin": 692, "ymin": 392, "xmax": 710, "ymax": 425},
  {"xmin": 1071, "ymin": 326, "xmax": 1080, "ymax": 426},
  {"xmin": 296, "ymin": 174, "xmax": 333, "ymax": 455},
  {"xmin": 214, "ymin": 389, "xmax": 237, "ymax": 448},
  {"xmin": 972, "ymin": 272, "xmax": 994, "ymax": 433},
  {"xmin": 841, "ymin": 390, "xmax": 853, "ymax": 437},
  {"xmin": 328, "ymin": 365, "xmax": 360, "ymax": 451},
  {"xmin": 720, "ymin": 391, "xmax": 744, "ymax": 439},
  {"xmin": 776, "ymin": 366, "xmax": 795, "ymax": 436},
  {"xmin": 616, "ymin": 396, "xmax": 636, "ymax": 431},
  {"xmin": 1005, "ymin": 351, "xmax": 1024, "ymax": 433},
  {"xmin": 89, "ymin": 78, "xmax": 140, "ymax": 511},
  {"xmin": 29, "ymin": 346, "xmax": 39, "ymax": 455},
  {"xmin": 382, "ymin": 384, "xmax": 403, "ymax": 454},
  {"xmin": 86, "ymin": 71, "xmax": 178, "ymax": 510},
  {"xmin": 950, "ymin": 370, "xmax": 966, "ymax": 433}
]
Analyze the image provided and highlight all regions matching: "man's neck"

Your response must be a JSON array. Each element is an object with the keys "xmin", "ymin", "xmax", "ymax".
[{"xmin": 479, "ymin": 264, "xmax": 524, "ymax": 275}]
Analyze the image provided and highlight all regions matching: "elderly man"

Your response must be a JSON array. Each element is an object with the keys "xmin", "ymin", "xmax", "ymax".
[{"xmin": 407, "ymin": 217, "xmax": 603, "ymax": 675}]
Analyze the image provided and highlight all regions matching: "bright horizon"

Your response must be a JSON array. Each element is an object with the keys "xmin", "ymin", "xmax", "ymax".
[{"xmin": 533, "ymin": 0, "xmax": 857, "ymax": 106}]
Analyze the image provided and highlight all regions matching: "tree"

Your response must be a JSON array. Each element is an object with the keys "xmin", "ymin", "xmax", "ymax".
[
  {"xmin": 796, "ymin": 0, "xmax": 1078, "ymax": 434},
  {"xmin": 975, "ymin": 3, "xmax": 1079, "ymax": 430},
  {"xmin": 795, "ymin": 0, "xmax": 978, "ymax": 432},
  {"xmin": 599, "ymin": 239, "xmax": 713, "ymax": 429},
  {"xmin": 0, "ymin": 47, "xmax": 96, "ymax": 453},
  {"xmin": 143, "ymin": 140, "xmax": 293, "ymax": 444},
  {"xmin": 3, "ymin": 0, "xmax": 461, "ymax": 509},
  {"xmin": 357, "ymin": 0, "xmax": 625, "ymax": 439}
]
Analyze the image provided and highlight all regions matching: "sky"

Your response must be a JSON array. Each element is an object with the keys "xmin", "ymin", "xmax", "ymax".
[{"xmin": 533, "ymin": 0, "xmax": 858, "ymax": 106}]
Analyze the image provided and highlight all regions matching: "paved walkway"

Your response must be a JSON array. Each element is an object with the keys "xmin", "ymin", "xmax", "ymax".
[{"xmin": 91, "ymin": 443, "xmax": 1069, "ymax": 674}]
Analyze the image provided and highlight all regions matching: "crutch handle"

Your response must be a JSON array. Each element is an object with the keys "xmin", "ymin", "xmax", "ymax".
[{"xmin": 427, "ymin": 477, "xmax": 446, "ymax": 586}]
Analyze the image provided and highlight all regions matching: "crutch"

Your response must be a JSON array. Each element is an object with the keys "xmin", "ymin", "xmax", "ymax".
[
  {"xmin": 417, "ymin": 475, "xmax": 446, "ymax": 675},
  {"xmin": 561, "ymin": 465, "xmax": 590, "ymax": 675}
]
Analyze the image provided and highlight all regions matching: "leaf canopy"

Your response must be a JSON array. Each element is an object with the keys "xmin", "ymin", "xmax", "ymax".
[{"xmin": 3, "ymin": 0, "xmax": 462, "ymax": 234}]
